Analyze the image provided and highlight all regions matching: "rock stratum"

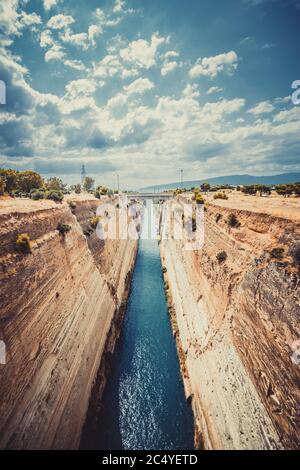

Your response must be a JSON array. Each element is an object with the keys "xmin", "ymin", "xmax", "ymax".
[
  {"xmin": 160, "ymin": 196, "xmax": 300, "ymax": 450},
  {"xmin": 0, "ymin": 197, "xmax": 138, "ymax": 449}
]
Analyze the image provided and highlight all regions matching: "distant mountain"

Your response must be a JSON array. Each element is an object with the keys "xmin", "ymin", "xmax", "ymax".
[{"xmin": 141, "ymin": 173, "xmax": 300, "ymax": 191}]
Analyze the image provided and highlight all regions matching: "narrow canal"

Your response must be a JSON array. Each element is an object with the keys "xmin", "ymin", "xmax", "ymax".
[{"xmin": 91, "ymin": 204, "xmax": 194, "ymax": 450}]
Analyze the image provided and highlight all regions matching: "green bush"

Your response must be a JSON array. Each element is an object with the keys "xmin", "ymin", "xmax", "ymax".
[
  {"xmin": 214, "ymin": 192, "xmax": 228, "ymax": 200},
  {"xmin": 228, "ymin": 213, "xmax": 240, "ymax": 228},
  {"xmin": 162, "ymin": 266, "xmax": 167, "ymax": 274},
  {"xmin": 57, "ymin": 223, "xmax": 71, "ymax": 235},
  {"xmin": 46, "ymin": 190, "xmax": 64, "ymax": 202},
  {"xmin": 31, "ymin": 190, "xmax": 45, "ymax": 200},
  {"xmin": 216, "ymin": 251, "xmax": 227, "ymax": 263},
  {"xmin": 194, "ymin": 194, "xmax": 205, "ymax": 205},
  {"xmin": 15, "ymin": 233, "xmax": 31, "ymax": 253}
]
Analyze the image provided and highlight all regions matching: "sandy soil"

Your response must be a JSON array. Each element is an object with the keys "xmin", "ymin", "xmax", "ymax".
[
  {"xmin": 205, "ymin": 191, "xmax": 300, "ymax": 222},
  {"xmin": 0, "ymin": 194, "xmax": 98, "ymax": 215}
]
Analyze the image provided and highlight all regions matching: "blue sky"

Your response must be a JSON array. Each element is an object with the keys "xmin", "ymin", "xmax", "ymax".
[{"xmin": 0, "ymin": 0, "xmax": 300, "ymax": 189}]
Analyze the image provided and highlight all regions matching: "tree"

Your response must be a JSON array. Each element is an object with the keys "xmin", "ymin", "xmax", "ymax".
[
  {"xmin": 293, "ymin": 183, "xmax": 300, "ymax": 196},
  {"xmin": 17, "ymin": 171, "xmax": 44, "ymax": 193},
  {"xmin": 96, "ymin": 185, "xmax": 108, "ymax": 195},
  {"xmin": 276, "ymin": 184, "xmax": 294, "ymax": 197},
  {"xmin": 70, "ymin": 184, "xmax": 81, "ymax": 194},
  {"xmin": 256, "ymin": 185, "xmax": 271, "ymax": 197},
  {"xmin": 242, "ymin": 185, "xmax": 257, "ymax": 196},
  {"xmin": 83, "ymin": 176, "xmax": 95, "ymax": 192},
  {"xmin": 201, "ymin": 183, "xmax": 211, "ymax": 193},
  {"xmin": 46, "ymin": 177, "xmax": 66, "ymax": 192},
  {"xmin": 0, "ymin": 169, "xmax": 18, "ymax": 193}
]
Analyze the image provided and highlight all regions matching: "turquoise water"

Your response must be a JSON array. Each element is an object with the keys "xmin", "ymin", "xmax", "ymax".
[{"xmin": 92, "ymin": 238, "xmax": 194, "ymax": 450}]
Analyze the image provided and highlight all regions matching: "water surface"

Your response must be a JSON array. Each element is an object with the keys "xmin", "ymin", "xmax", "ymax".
[{"xmin": 92, "ymin": 236, "xmax": 194, "ymax": 450}]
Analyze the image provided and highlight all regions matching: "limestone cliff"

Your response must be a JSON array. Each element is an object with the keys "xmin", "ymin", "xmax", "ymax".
[
  {"xmin": 160, "ymin": 198, "xmax": 300, "ymax": 450},
  {"xmin": 0, "ymin": 197, "xmax": 137, "ymax": 449}
]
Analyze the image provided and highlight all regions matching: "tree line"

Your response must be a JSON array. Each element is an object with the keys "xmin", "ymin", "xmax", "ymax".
[{"xmin": 0, "ymin": 169, "xmax": 114, "ymax": 201}]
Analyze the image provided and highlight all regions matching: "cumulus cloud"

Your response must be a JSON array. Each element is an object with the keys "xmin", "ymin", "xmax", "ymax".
[
  {"xmin": 124, "ymin": 78, "xmax": 154, "ymax": 96},
  {"xmin": 43, "ymin": 0, "xmax": 61, "ymax": 11},
  {"xmin": 207, "ymin": 86, "xmax": 223, "ymax": 94},
  {"xmin": 161, "ymin": 61, "xmax": 178, "ymax": 76},
  {"xmin": 47, "ymin": 14, "xmax": 75, "ymax": 30},
  {"xmin": 60, "ymin": 29, "xmax": 89, "ymax": 49},
  {"xmin": 120, "ymin": 33, "xmax": 167, "ymax": 69},
  {"xmin": 189, "ymin": 51, "xmax": 238, "ymax": 79},
  {"xmin": 44, "ymin": 43, "xmax": 65, "ymax": 62},
  {"xmin": 248, "ymin": 100, "xmax": 275, "ymax": 115},
  {"xmin": 0, "ymin": 1, "xmax": 41, "ymax": 36},
  {"xmin": 1, "ymin": 1, "xmax": 299, "ymax": 186}
]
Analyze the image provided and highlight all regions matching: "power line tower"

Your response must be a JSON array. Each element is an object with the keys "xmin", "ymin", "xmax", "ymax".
[{"xmin": 81, "ymin": 163, "xmax": 86, "ymax": 187}]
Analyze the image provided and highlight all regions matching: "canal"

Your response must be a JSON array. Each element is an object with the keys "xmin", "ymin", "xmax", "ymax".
[{"xmin": 88, "ymin": 204, "xmax": 194, "ymax": 450}]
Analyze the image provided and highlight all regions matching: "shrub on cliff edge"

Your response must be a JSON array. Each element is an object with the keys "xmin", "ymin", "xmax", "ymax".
[
  {"xmin": 228, "ymin": 213, "xmax": 240, "ymax": 228},
  {"xmin": 57, "ymin": 223, "xmax": 71, "ymax": 235},
  {"xmin": 46, "ymin": 190, "xmax": 64, "ymax": 202},
  {"xmin": 90, "ymin": 216, "xmax": 100, "ymax": 229},
  {"xmin": 214, "ymin": 192, "xmax": 228, "ymax": 200},
  {"xmin": 292, "ymin": 246, "xmax": 300, "ymax": 267},
  {"xmin": 216, "ymin": 251, "xmax": 227, "ymax": 263},
  {"xmin": 15, "ymin": 233, "xmax": 31, "ymax": 253},
  {"xmin": 270, "ymin": 247, "xmax": 284, "ymax": 259}
]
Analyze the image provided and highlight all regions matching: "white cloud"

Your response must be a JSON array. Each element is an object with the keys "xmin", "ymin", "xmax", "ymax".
[
  {"xmin": 0, "ymin": 0, "xmax": 20, "ymax": 36},
  {"xmin": 207, "ymin": 86, "xmax": 223, "ymax": 94},
  {"xmin": 0, "ymin": 1, "xmax": 41, "ymax": 36},
  {"xmin": 124, "ymin": 78, "xmax": 154, "ymax": 96},
  {"xmin": 182, "ymin": 83, "xmax": 200, "ymax": 98},
  {"xmin": 40, "ymin": 30, "xmax": 55, "ymax": 48},
  {"xmin": 60, "ymin": 29, "xmax": 89, "ymax": 49},
  {"xmin": 63, "ymin": 59, "xmax": 85, "ymax": 71},
  {"xmin": 44, "ymin": 44, "xmax": 65, "ymax": 62},
  {"xmin": 248, "ymin": 100, "xmax": 275, "ymax": 115},
  {"xmin": 94, "ymin": 7, "xmax": 121, "ymax": 29},
  {"xmin": 189, "ymin": 51, "xmax": 238, "ymax": 79},
  {"xmin": 164, "ymin": 50, "xmax": 179, "ymax": 59},
  {"xmin": 120, "ymin": 33, "xmax": 167, "ymax": 69},
  {"xmin": 113, "ymin": 0, "xmax": 126, "ymax": 13},
  {"xmin": 107, "ymin": 93, "xmax": 127, "ymax": 109},
  {"xmin": 20, "ymin": 12, "xmax": 42, "ymax": 27},
  {"xmin": 161, "ymin": 61, "xmax": 178, "ymax": 76},
  {"xmin": 47, "ymin": 14, "xmax": 75, "ymax": 30},
  {"xmin": 93, "ymin": 54, "xmax": 121, "ymax": 78},
  {"xmin": 65, "ymin": 79, "xmax": 98, "ymax": 98},
  {"xmin": 43, "ymin": 0, "xmax": 61, "ymax": 11},
  {"xmin": 88, "ymin": 25, "xmax": 102, "ymax": 46}
]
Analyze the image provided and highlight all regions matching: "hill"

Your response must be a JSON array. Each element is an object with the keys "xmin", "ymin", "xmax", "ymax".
[{"xmin": 141, "ymin": 173, "xmax": 300, "ymax": 191}]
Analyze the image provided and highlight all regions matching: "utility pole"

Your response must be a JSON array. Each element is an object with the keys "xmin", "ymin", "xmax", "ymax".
[
  {"xmin": 81, "ymin": 163, "xmax": 86, "ymax": 188},
  {"xmin": 117, "ymin": 174, "xmax": 120, "ymax": 194},
  {"xmin": 180, "ymin": 169, "xmax": 183, "ymax": 190}
]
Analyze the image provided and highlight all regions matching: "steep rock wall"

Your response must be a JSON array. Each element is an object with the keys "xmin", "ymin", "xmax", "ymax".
[
  {"xmin": 0, "ymin": 198, "xmax": 137, "ymax": 449},
  {"xmin": 160, "ymin": 199, "xmax": 300, "ymax": 450}
]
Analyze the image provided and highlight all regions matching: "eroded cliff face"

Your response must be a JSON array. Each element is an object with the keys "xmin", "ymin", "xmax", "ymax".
[
  {"xmin": 0, "ymin": 197, "xmax": 137, "ymax": 449},
  {"xmin": 160, "ymin": 198, "xmax": 300, "ymax": 450}
]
